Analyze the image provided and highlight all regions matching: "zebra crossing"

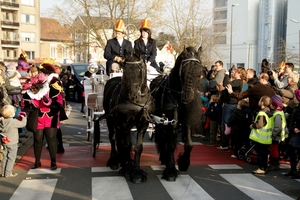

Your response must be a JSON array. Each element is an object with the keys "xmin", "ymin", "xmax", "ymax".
[{"xmin": 7, "ymin": 164, "xmax": 298, "ymax": 200}]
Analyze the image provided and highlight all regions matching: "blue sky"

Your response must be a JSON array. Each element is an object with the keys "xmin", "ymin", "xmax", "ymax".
[{"xmin": 40, "ymin": 0, "xmax": 57, "ymax": 10}]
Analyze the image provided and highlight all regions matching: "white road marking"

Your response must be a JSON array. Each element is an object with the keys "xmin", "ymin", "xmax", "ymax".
[
  {"xmin": 28, "ymin": 168, "xmax": 62, "ymax": 175},
  {"xmin": 220, "ymin": 174, "xmax": 294, "ymax": 200},
  {"xmin": 158, "ymin": 175, "xmax": 214, "ymax": 200},
  {"xmin": 10, "ymin": 179, "xmax": 57, "ymax": 200},
  {"xmin": 209, "ymin": 164, "xmax": 242, "ymax": 170},
  {"xmin": 92, "ymin": 177, "xmax": 133, "ymax": 200}
]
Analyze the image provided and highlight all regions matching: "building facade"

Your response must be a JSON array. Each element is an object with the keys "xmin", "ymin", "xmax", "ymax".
[
  {"xmin": 213, "ymin": 0, "xmax": 299, "ymax": 72},
  {"xmin": 40, "ymin": 17, "xmax": 73, "ymax": 64},
  {"xmin": 0, "ymin": 0, "xmax": 40, "ymax": 62}
]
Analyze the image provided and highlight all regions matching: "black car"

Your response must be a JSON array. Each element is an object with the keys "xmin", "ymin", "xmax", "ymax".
[{"xmin": 63, "ymin": 63, "xmax": 105, "ymax": 102}]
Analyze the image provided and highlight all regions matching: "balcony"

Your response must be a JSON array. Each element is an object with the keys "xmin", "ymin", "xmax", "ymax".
[
  {"xmin": 0, "ymin": 1, "xmax": 19, "ymax": 11},
  {"xmin": 3, "ymin": 58, "xmax": 17, "ymax": 62},
  {"xmin": 1, "ymin": 39, "xmax": 20, "ymax": 48},
  {"xmin": 1, "ymin": 20, "xmax": 19, "ymax": 29}
]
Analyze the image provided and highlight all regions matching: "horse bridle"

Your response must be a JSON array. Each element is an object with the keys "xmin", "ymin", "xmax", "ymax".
[
  {"xmin": 124, "ymin": 59, "xmax": 146, "ymax": 96},
  {"xmin": 178, "ymin": 57, "xmax": 201, "ymax": 77}
]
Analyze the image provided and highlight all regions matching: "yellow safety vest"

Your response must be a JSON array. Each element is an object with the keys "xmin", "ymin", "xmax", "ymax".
[
  {"xmin": 249, "ymin": 111, "xmax": 273, "ymax": 144},
  {"xmin": 271, "ymin": 110, "xmax": 288, "ymax": 141}
]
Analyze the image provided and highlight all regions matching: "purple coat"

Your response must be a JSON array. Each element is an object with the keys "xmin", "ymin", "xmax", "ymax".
[{"xmin": 18, "ymin": 60, "xmax": 30, "ymax": 71}]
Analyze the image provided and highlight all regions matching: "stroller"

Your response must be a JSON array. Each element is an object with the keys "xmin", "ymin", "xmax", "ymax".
[{"xmin": 237, "ymin": 139, "xmax": 257, "ymax": 163}]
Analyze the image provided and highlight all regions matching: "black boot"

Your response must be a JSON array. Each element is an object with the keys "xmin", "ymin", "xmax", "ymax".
[
  {"xmin": 267, "ymin": 158, "xmax": 280, "ymax": 171},
  {"xmin": 284, "ymin": 169, "xmax": 299, "ymax": 178},
  {"xmin": 51, "ymin": 161, "xmax": 57, "ymax": 170},
  {"xmin": 57, "ymin": 145, "xmax": 65, "ymax": 153},
  {"xmin": 31, "ymin": 161, "xmax": 41, "ymax": 169}
]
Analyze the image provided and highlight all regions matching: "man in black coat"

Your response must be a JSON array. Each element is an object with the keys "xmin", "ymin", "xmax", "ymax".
[{"xmin": 104, "ymin": 20, "xmax": 132, "ymax": 75}]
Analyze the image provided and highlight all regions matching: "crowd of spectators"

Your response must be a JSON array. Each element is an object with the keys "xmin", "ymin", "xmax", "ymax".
[{"xmin": 199, "ymin": 59, "xmax": 300, "ymax": 177}]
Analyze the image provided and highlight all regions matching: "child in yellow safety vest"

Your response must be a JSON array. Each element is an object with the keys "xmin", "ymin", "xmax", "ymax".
[
  {"xmin": 249, "ymin": 95, "xmax": 273, "ymax": 175},
  {"xmin": 267, "ymin": 94, "xmax": 287, "ymax": 171}
]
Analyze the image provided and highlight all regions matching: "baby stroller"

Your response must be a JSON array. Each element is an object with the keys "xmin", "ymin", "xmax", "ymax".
[{"xmin": 237, "ymin": 139, "xmax": 257, "ymax": 163}]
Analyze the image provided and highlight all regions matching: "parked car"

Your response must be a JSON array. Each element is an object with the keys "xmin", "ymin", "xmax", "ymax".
[{"xmin": 63, "ymin": 63, "xmax": 105, "ymax": 102}]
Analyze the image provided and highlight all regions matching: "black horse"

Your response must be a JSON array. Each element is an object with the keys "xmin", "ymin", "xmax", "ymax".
[
  {"xmin": 102, "ymin": 49, "xmax": 154, "ymax": 183},
  {"xmin": 150, "ymin": 46, "xmax": 203, "ymax": 181}
]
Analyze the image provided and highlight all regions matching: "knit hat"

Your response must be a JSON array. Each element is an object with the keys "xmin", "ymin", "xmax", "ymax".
[
  {"xmin": 140, "ymin": 19, "xmax": 151, "ymax": 32},
  {"xmin": 114, "ymin": 20, "xmax": 127, "ymax": 34},
  {"xmin": 271, "ymin": 94, "xmax": 283, "ymax": 108},
  {"xmin": 295, "ymin": 89, "xmax": 300, "ymax": 102}
]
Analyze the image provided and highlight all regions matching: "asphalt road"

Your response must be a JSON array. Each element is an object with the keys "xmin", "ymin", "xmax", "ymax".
[{"xmin": 1, "ymin": 102, "xmax": 300, "ymax": 200}]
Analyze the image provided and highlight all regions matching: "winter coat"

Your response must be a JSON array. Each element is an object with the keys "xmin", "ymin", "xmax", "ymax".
[
  {"xmin": 227, "ymin": 108, "xmax": 252, "ymax": 141},
  {"xmin": 104, "ymin": 37, "xmax": 132, "ymax": 75},
  {"xmin": 205, "ymin": 102, "xmax": 222, "ymax": 122},
  {"xmin": 0, "ymin": 117, "xmax": 26, "ymax": 145},
  {"xmin": 134, "ymin": 38, "xmax": 158, "ymax": 68}
]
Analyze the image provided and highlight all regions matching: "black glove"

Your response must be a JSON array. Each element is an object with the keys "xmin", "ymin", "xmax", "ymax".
[{"xmin": 43, "ymin": 96, "xmax": 49, "ymax": 104}]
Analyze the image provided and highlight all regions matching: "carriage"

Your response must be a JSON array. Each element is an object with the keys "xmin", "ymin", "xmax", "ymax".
[{"xmin": 84, "ymin": 46, "xmax": 203, "ymax": 183}]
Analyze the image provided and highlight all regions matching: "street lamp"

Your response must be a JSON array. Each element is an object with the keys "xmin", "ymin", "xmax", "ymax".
[
  {"xmin": 290, "ymin": 19, "xmax": 300, "ymax": 67},
  {"xmin": 229, "ymin": 4, "xmax": 239, "ymax": 69}
]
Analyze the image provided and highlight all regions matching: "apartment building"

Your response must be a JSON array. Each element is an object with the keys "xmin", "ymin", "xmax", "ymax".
[
  {"xmin": 0, "ymin": 0, "xmax": 40, "ymax": 62},
  {"xmin": 213, "ymin": 0, "xmax": 300, "ymax": 71}
]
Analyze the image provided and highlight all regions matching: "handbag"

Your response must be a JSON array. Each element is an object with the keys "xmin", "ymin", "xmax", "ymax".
[
  {"xmin": 26, "ymin": 108, "xmax": 39, "ymax": 133},
  {"xmin": 7, "ymin": 87, "xmax": 21, "ymax": 95},
  {"xmin": 224, "ymin": 124, "xmax": 231, "ymax": 135}
]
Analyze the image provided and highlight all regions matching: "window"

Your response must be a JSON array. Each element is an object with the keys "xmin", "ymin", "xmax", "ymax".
[
  {"xmin": 25, "ymin": 51, "xmax": 35, "ymax": 60},
  {"xmin": 62, "ymin": 46, "xmax": 68, "ymax": 58},
  {"xmin": 21, "ymin": 0, "xmax": 34, "ymax": 6},
  {"xmin": 6, "ymin": 50, "xmax": 10, "ymax": 58},
  {"xmin": 213, "ymin": 23, "xmax": 227, "ymax": 32},
  {"xmin": 215, "ymin": 35, "xmax": 226, "ymax": 44},
  {"xmin": 21, "ymin": 32, "xmax": 35, "ymax": 42},
  {"xmin": 13, "ymin": 32, "xmax": 17, "ymax": 40},
  {"xmin": 5, "ymin": 12, "xmax": 9, "ymax": 20},
  {"xmin": 51, "ymin": 46, "xmax": 56, "ymax": 58},
  {"xmin": 214, "ymin": 0, "xmax": 227, "ymax": 7},
  {"xmin": 21, "ymin": 14, "xmax": 35, "ymax": 24},
  {"xmin": 4, "ymin": 31, "xmax": 10, "ymax": 40},
  {"xmin": 237, "ymin": 63, "xmax": 245, "ymax": 68},
  {"xmin": 214, "ymin": 10, "xmax": 227, "ymax": 20}
]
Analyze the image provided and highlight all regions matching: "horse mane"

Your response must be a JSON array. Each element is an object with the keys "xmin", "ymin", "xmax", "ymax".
[
  {"xmin": 168, "ymin": 46, "xmax": 202, "ymax": 90},
  {"xmin": 120, "ymin": 49, "xmax": 148, "ymax": 103}
]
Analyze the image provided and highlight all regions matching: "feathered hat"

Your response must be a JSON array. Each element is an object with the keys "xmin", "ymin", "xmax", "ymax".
[
  {"xmin": 114, "ymin": 19, "xmax": 127, "ymax": 34},
  {"xmin": 21, "ymin": 49, "xmax": 28, "ymax": 58},
  {"xmin": 30, "ymin": 73, "xmax": 48, "ymax": 85},
  {"xmin": 38, "ymin": 63, "xmax": 57, "ymax": 75},
  {"xmin": 140, "ymin": 19, "xmax": 151, "ymax": 33}
]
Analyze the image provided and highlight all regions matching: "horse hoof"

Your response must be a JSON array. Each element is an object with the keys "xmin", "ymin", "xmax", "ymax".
[
  {"xmin": 130, "ymin": 175, "xmax": 147, "ymax": 183},
  {"xmin": 110, "ymin": 165, "xmax": 119, "ymax": 170},
  {"xmin": 166, "ymin": 176, "xmax": 176, "ymax": 182},
  {"xmin": 162, "ymin": 175, "xmax": 177, "ymax": 181},
  {"xmin": 131, "ymin": 177, "xmax": 142, "ymax": 184}
]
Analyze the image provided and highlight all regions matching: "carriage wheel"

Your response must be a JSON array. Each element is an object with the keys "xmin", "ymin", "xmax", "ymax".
[
  {"xmin": 87, "ymin": 130, "xmax": 91, "ymax": 141},
  {"xmin": 86, "ymin": 108, "xmax": 92, "ymax": 141},
  {"xmin": 246, "ymin": 156, "xmax": 252, "ymax": 163},
  {"xmin": 92, "ymin": 117, "xmax": 101, "ymax": 157}
]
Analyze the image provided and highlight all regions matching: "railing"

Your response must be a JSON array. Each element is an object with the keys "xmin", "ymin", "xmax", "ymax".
[
  {"xmin": 0, "ymin": 1, "xmax": 19, "ymax": 8},
  {"xmin": 1, "ymin": 21, "xmax": 19, "ymax": 27},
  {"xmin": 1, "ymin": 40, "xmax": 20, "ymax": 45},
  {"xmin": 3, "ymin": 58, "xmax": 18, "ymax": 62}
]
